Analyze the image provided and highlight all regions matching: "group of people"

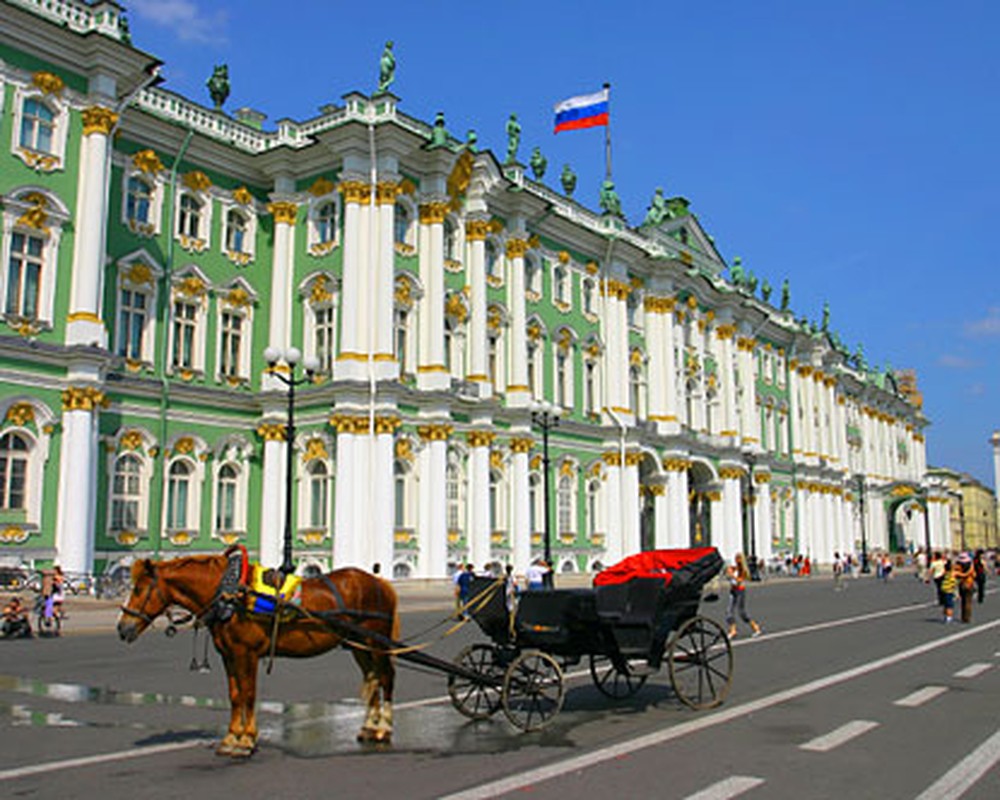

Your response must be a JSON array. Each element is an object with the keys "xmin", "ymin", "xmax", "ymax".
[
  {"xmin": 452, "ymin": 559, "xmax": 554, "ymax": 618},
  {"xmin": 925, "ymin": 550, "xmax": 988, "ymax": 624},
  {"xmin": 1, "ymin": 565, "xmax": 65, "ymax": 639}
]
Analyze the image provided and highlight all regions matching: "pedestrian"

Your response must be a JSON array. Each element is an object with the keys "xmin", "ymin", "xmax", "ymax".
[
  {"xmin": 725, "ymin": 553, "xmax": 762, "ymax": 639},
  {"xmin": 927, "ymin": 551, "xmax": 946, "ymax": 608},
  {"xmin": 881, "ymin": 554, "xmax": 893, "ymax": 582},
  {"xmin": 455, "ymin": 563, "xmax": 475, "ymax": 618},
  {"xmin": 833, "ymin": 552, "xmax": 844, "ymax": 590},
  {"xmin": 974, "ymin": 549, "xmax": 987, "ymax": 604},
  {"xmin": 940, "ymin": 558, "xmax": 957, "ymax": 623},
  {"xmin": 954, "ymin": 553, "xmax": 975, "ymax": 624},
  {"xmin": 524, "ymin": 558, "xmax": 548, "ymax": 591}
]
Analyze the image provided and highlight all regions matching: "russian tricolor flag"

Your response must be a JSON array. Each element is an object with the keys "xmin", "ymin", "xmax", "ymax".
[{"xmin": 553, "ymin": 87, "xmax": 609, "ymax": 134}]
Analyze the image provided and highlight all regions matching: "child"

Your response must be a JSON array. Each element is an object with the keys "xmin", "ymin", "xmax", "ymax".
[{"xmin": 940, "ymin": 559, "xmax": 956, "ymax": 623}]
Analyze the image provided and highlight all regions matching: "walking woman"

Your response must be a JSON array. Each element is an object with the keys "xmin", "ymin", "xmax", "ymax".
[
  {"xmin": 954, "ymin": 553, "xmax": 975, "ymax": 623},
  {"xmin": 726, "ymin": 553, "xmax": 762, "ymax": 639}
]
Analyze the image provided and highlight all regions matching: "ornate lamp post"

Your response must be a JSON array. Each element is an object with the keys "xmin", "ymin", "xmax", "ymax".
[
  {"xmin": 854, "ymin": 473, "xmax": 870, "ymax": 573},
  {"xmin": 263, "ymin": 346, "xmax": 319, "ymax": 576},
  {"xmin": 531, "ymin": 401, "xmax": 562, "ymax": 588},
  {"xmin": 745, "ymin": 452, "xmax": 758, "ymax": 580}
]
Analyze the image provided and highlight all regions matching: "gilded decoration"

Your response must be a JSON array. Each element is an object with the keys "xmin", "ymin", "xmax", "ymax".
[
  {"xmin": 488, "ymin": 219, "xmax": 504, "ymax": 235},
  {"xmin": 465, "ymin": 219, "xmax": 490, "ymax": 241},
  {"xmin": 225, "ymin": 287, "xmax": 251, "ymax": 308},
  {"xmin": 19, "ymin": 149, "xmax": 59, "ymax": 172},
  {"xmin": 309, "ymin": 177, "xmax": 336, "ymax": 197},
  {"xmin": 447, "ymin": 150, "xmax": 474, "ymax": 210},
  {"xmin": 374, "ymin": 415, "xmax": 401, "ymax": 435},
  {"xmin": 644, "ymin": 296, "xmax": 676, "ymax": 314},
  {"xmin": 256, "ymin": 422, "xmax": 287, "ymax": 442},
  {"xmin": 178, "ymin": 234, "xmax": 207, "ymax": 253},
  {"xmin": 114, "ymin": 531, "xmax": 139, "ymax": 546},
  {"xmin": 529, "ymin": 455, "xmax": 542, "ymax": 471},
  {"xmin": 16, "ymin": 193, "xmax": 49, "ymax": 232},
  {"xmin": 119, "ymin": 430, "xmax": 144, "ymax": 451},
  {"xmin": 644, "ymin": 484, "xmax": 665, "ymax": 497},
  {"xmin": 310, "ymin": 275, "xmax": 334, "ymax": 305},
  {"xmin": 376, "ymin": 181, "xmax": 403, "ymax": 205},
  {"xmin": 417, "ymin": 424, "xmax": 452, "ymax": 442},
  {"xmin": 490, "ymin": 450, "xmax": 504, "ymax": 471},
  {"xmin": 686, "ymin": 295, "xmax": 698, "ymax": 310},
  {"xmin": 528, "ymin": 234, "xmax": 541, "ymax": 249},
  {"xmin": 339, "ymin": 181, "xmax": 372, "ymax": 205},
  {"xmin": 663, "ymin": 457, "xmax": 691, "ymax": 472},
  {"xmin": 32, "ymin": 71, "xmax": 64, "ymax": 95},
  {"xmin": 268, "ymin": 201, "xmax": 298, "ymax": 225},
  {"xmin": 630, "ymin": 348, "xmax": 643, "ymax": 367},
  {"xmin": 0, "ymin": 526, "xmax": 29, "ymax": 544},
  {"xmin": 602, "ymin": 451, "xmax": 622, "ymax": 467},
  {"xmin": 5, "ymin": 403, "xmax": 34, "ymax": 427},
  {"xmin": 559, "ymin": 461, "xmax": 575, "ymax": 477},
  {"xmin": 394, "ymin": 276, "xmax": 414, "ymax": 310},
  {"xmin": 715, "ymin": 324, "xmax": 736, "ymax": 340},
  {"xmin": 132, "ymin": 149, "xmax": 164, "ymax": 175},
  {"xmin": 487, "ymin": 306, "xmax": 502, "ymax": 331},
  {"xmin": 891, "ymin": 484, "xmax": 917, "ymax": 497},
  {"xmin": 506, "ymin": 239, "xmax": 529, "ymax": 259},
  {"xmin": 466, "ymin": 431, "xmax": 495, "ymax": 448},
  {"xmin": 624, "ymin": 452, "xmax": 643, "ymax": 467},
  {"xmin": 557, "ymin": 250, "xmax": 570, "ymax": 264},
  {"xmin": 300, "ymin": 531, "xmax": 327, "ymax": 546},
  {"xmin": 526, "ymin": 321, "xmax": 542, "ymax": 341},
  {"xmin": 509, "ymin": 436, "xmax": 533, "ymax": 454},
  {"xmin": 586, "ymin": 261, "xmax": 599, "ymax": 275},
  {"xmin": 124, "ymin": 263, "xmax": 153, "ymax": 287},
  {"xmin": 602, "ymin": 279, "xmax": 630, "ymax": 301},
  {"xmin": 232, "ymin": 186, "xmax": 254, "ymax": 206},
  {"xmin": 176, "ymin": 276, "xmax": 206, "ymax": 298},
  {"xmin": 395, "ymin": 437, "xmax": 414, "ymax": 462},
  {"xmin": 719, "ymin": 466, "xmax": 746, "ymax": 481},
  {"xmin": 173, "ymin": 437, "xmax": 195, "ymax": 455},
  {"xmin": 445, "ymin": 293, "xmax": 468, "ymax": 323},
  {"xmin": 182, "ymin": 171, "xmax": 212, "ymax": 192},
  {"xmin": 61, "ymin": 386, "xmax": 106, "ymax": 412},
  {"xmin": 557, "ymin": 329, "xmax": 572, "ymax": 352},
  {"xmin": 329, "ymin": 414, "xmax": 371, "ymax": 435},
  {"xmin": 302, "ymin": 438, "xmax": 329, "ymax": 463},
  {"xmin": 418, "ymin": 202, "xmax": 449, "ymax": 225},
  {"xmin": 169, "ymin": 531, "xmax": 194, "ymax": 546}
]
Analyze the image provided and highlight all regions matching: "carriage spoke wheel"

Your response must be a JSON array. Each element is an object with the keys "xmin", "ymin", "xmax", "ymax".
[
  {"xmin": 668, "ymin": 616, "xmax": 732, "ymax": 710},
  {"xmin": 448, "ymin": 644, "xmax": 504, "ymax": 719},
  {"xmin": 502, "ymin": 650, "xmax": 564, "ymax": 732},
  {"xmin": 589, "ymin": 653, "xmax": 647, "ymax": 699}
]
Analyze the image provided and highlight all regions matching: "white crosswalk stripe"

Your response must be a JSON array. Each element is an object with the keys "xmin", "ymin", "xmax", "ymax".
[
  {"xmin": 915, "ymin": 728, "xmax": 1000, "ymax": 800},
  {"xmin": 800, "ymin": 720, "xmax": 880, "ymax": 752},
  {"xmin": 683, "ymin": 776, "xmax": 765, "ymax": 800},
  {"xmin": 953, "ymin": 662, "xmax": 992, "ymax": 679},
  {"xmin": 894, "ymin": 686, "xmax": 948, "ymax": 707}
]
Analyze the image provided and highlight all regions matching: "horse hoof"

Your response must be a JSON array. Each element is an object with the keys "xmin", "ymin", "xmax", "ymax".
[
  {"xmin": 216, "ymin": 740, "xmax": 237, "ymax": 757},
  {"xmin": 373, "ymin": 730, "xmax": 392, "ymax": 743},
  {"xmin": 356, "ymin": 727, "xmax": 377, "ymax": 743}
]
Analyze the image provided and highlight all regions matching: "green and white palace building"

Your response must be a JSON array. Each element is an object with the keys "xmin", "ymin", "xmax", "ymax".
[{"xmin": 0, "ymin": 0, "xmax": 950, "ymax": 581}]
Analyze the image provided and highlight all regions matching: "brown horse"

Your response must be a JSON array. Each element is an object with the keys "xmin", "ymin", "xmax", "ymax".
[{"xmin": 117, "ymin": 553, "xmax": 399, "ymax": 757}]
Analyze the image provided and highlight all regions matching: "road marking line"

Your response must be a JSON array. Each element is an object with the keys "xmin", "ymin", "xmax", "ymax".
[
  {"xmin": 0, "ymin": 739, "xmax": 212, "ymax": 782},
  {"xmin": 914, "ymin": 728, "xmax": 1000, "ymax": 800},
  {"xmin": 953, "ymin": 662, "xmax": 992, "ymax": 679},
  {"xmin": 800, "ymin": 720, "xmax": 879, "ymax": 752},
  {"xmin": 683, "ymin": 775, "xmax": 765, "ymax": 800},
  {"xmin": 894, "ymin": 686, "xmax": 948, "ymax": 707},
  {"xmin": 439, "ymin": 619, "xmax": 1000, "ymax": 800}
]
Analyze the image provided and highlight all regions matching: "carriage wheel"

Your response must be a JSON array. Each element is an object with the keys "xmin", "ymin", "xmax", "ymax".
[
  {"xmin": 668, "ymin": 616, "xmax": 732, "ymax": 709},
  {"xmin": 448, "ymin": 644, "xmax": 504, "ymax": 720},
  {"xmin": 589, "ymin": 653, "xmax": 647, "ymax": 699},
  {"xmin": 502, "ymin": 650, "xmax": 564, "ymax": 732}
]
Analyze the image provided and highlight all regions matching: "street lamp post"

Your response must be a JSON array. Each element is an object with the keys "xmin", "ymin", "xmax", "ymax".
[
  {"xmin": 855, "ymin": 473, "xmax": 870, "ymax": 573},
  {"xmin": 531, "ymin": 401, "xmax": 562, "ymax": 589},
  {"xmin": 745, "ymin": 452, "xmax": 758, "ymax": 580},
  {"xmin": 263, "ymin": 346, "xmax": 319, "ymax": 577}
]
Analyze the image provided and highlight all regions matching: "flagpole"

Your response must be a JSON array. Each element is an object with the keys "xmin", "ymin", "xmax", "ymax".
[{"xmin": 604, "ymin": 82, "xmax": 612, "ymax": 181}]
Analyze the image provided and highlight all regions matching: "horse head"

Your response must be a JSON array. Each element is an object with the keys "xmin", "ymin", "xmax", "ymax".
[{"xmin": 117, "ymin": 559, "xmax": 171, "ymax": 643}]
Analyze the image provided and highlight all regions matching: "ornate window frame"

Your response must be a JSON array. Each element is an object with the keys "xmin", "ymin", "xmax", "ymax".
[
  {"xmin": 557, "ymin": 459, "xmax": 579, "ymax": 538},
  {"xmin": 485, "ymin": 237, "xmax": 504, "ymax": 288},
  {"xmin": 553, "ymin": 327, "xmax": 576, "ymax": 410},
  {"xmin": 443, "ymin": 213, "xmax": 463, "ymax": 271},
  {"xmin": 300, "ymin": 272, "xmax": 340, "ymax": 377},
  {"xmin": 114, "ymin": 250, "xmax": 162, "ymax": 370},
  {"xmin": 173, "ymin": 172, "xmax": 213, "ymax": 254},
  {"xmin": 307, "ymin": 191, "xmax": 341, "ymax": 257},
  {"xmin": 219, "ymin": 188, "xmax": 257, "ymax": 266},
  {"xmin": 394, "ymin": 197, "xmax": 416, "ymax": 256},
  {"xmin": 214, "ymin": 278, "xmax": 257, "ymax": 385},
  {"xmin": 167, "ymin": 267, "xmax": 211, "ymax": 379},
  {"xmin": 10, "ymin": 80, "xmax": 69, "ymax": 173},
  {"xmin": 118, "ymin": 150, "xmax": 166, "ymax": 237},
  {"xmin": 162, "ymin": 435, "xmax": 207, "ymax": 546},
  {"xmin": 0, "ymin": 397, "xmax": 54, "ymax": 536},
  {"xmin": 297, "ymin": 433, "xmax": 334, "ymax": 542},
  {"xmin": 211, "ymin": 437, "xmax": 252, "ymax": 544}
]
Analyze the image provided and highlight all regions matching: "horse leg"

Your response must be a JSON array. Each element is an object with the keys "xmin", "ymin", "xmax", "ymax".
[
  {"xmin": 217, "ymin": 646, "xmax": 260, "ymax": 757},
  {"xmin": 373, "ymin": 650, "xmax": 395, "ymax": 742},
  {"xmin": 216, "ymin": 652, "xmax": 243, "ymax": 756},
  {"xmin": 353, "ymin": 651, "xmax": 381, "ymax": 742}
]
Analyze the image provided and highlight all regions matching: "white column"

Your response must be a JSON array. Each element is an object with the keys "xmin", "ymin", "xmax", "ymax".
[
  {"xmin": 372, "ymin": 416, "xmax": 397, "ymax": 571},
  {"xmin": 336, "ymin": 181, "xmax": 371, "ymax": 377},
  {"xmin": 257, "ymin": 426, "xmax": 287, "ymax": 568},
  {"xmin": 716, "ymin": 325, "xmax": 737, "ymax": 437},
  {"xmin": 506, "ymin": 239, "xmax": 530, "ymax": 404},
  {"xmin": 466, "ymin": 220, "xmax": 488, "ymax": 385},
  {"xmin": 664, "ymin": 460, "xmax": 690, "ymax": 547},
  {"xmin": 54, "ymin": 388, "xmax": 102, "ymax": 573},
  {"xmin": 645, "ymin": 299, "xmax": 666, "ymax": 420},
  {"xmin": 738, "ymin": 337, "xmax": 758, "ymax": 446},
  {"xmin": 756, "ymin": 475, "xmax": 773, "ymax": 565},
  {"xmin": 605, "ymin": 280, "xmax": 630, "ymax": 415},
  {"xmin": 375, "ymin": 182, "xmax": 398, "ymax": 371},
  {"xmin": 467, "ymin": 431, "xmax": 493, "ymax": 567},
  {"xmin": 417, "ymin": 424, "xmax": 450, "ymax": 578},
  {"xmin": 265, "ymin": 200, "xmax": 297, "ymax": 356},
  {"xmin": 333, "ymin": 417, "xmax": 366, "ymax": 567},
  {"xmin": 720, "ymin": 468, "xmax": 743, "ymax": 560},
  {"xmin": 789, "ymin": 364, "xmax": 802, "ymax": 460},
  {"xmin": 603, "ymin": 451, "xmax": 623, "ymax": 565},
  {"xmin": 67, "ymin": 107, "xmax": 117, "ymax": 348},
  {"xmin": 622, "ymin": 452, "xmax": 641, "ymax": 556},
  {"xmin": 652, "ymin": 485, "xmax": 670, "ymax": 549},
  {"xmin": 663, "ymin": 299, "xmax": 679, "ymax": 425},
  {"xmin": 710, "ymin": 490, "xmax": 726, "ymax": 556},
  {"xmin": 510, "ymin": 435, "xmax": 532, "ymax": 574},
  {"xmin": 417, "ymin": 202, "xmax": 449, "ymax": 391}
]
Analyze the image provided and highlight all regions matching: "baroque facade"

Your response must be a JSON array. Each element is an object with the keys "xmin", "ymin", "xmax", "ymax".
[{"xmin": 0, "ymin": 0, "xmax": 944, "ymax": 580}]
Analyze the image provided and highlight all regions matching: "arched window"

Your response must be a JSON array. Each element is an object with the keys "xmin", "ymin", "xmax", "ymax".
[
  {"xmin": 485, "ymin": 240, "xmax": 501, "ymax": 281},
  {"xmin": 166, "ymin": 460, "xmax": 192, "ymax": 529},
  {"xmin": 395, "ymin": 307, "xmax": 410, "ymax": 374},
  {"xmin": 394, "ymin": 460, "xmax": 407, "ymax": 529},
  {"xmin": 394, "ymin": 203, "xmax": 410, "ymax": 245},
  {"xmin": 215, "ymin": 463, "xmax": 238, "ymax": 532},
  {"xmin": 630, "ymin": 365, "xmax": 643, "ymax": 417},
  {"xmin": 585, "ymin": 361, "xmax": 597, "ymax": 415},
  {"xmin": 525, "ymin": 256, "xmax": 540, "ymax": 295},
  {"xmin": 0, "ymin": 432, "xmax": 29, "ymax": 510},
  {"xmin": 219, "ymin": 310, "xmax": 243, "ymax": 378},
  {"xmin": 7, "ymin": 232, "xmax": 43, "ymax": 319},
  {"xmin": 527, "ymin": 342, "xmax": 538, "ymax": 397},
  {"xmin": 554, "ymin": 266, "xmax": 568, "ymax": 304},
  {"xmin": 446, "ymin": 457, "xmax": 463, "ymax": 536},
  {"xmin": 583, "ymin": 278, "xmax": 596, "ymax": 315},
  {"xmin": 316, "ymin": 202, "xmax": 337, "ymax": 244},
  {"xmin": 587, "ymin": 479, "xmax": 601, "ymax": 538},
  {"xmin": 20, "ymin": 98, "xmax": 55, "ymax": 153},
  {"xmin": 556, "ymin": 351, "xmax": 568, "ymax": 407},
  {"xmin": 110, "ymin": 454, "xmax": 142, "ymax": 531},
  {"xmin": 558, "ymin": 473, "xmax": 574, "ymax": 534},
  {"xmin": 314, "ymin": 305, "xmax": 335, "ymax": 375},
  {"xmin": 225, "ymin": 209, "xmax": 247, "ymax": 253},
  {"xmin": 308, "ymin": 461, "xmax": 329, "ymax": 528},
  {"xmin": 126, "ymin": 177, "xmax": 152, "ymax": 225},
  {"xmin": 178, "ymin": 195, "xmax": 202, "ymax": 238}
]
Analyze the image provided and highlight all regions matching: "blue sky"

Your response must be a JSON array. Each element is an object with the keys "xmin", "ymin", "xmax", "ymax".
[{"xmin": 124, "ymin": 0, "xmax": 1000, "ymax": 488}]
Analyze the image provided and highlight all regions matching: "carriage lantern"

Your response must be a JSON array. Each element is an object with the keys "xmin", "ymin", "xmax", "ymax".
[{"xmin": 263, "ymin": 346, "xmax": 320, "ymax": 576}]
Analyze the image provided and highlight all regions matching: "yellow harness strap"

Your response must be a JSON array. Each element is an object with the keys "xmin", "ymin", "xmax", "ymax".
[{"xmin": 250, "ymin": 564, "xmax": 302, "ymax": 599}]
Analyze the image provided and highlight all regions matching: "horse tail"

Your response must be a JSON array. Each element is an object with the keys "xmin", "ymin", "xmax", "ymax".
[{"xmin": 378, "ymin": 576, "xmax": 400, "ymax": 643}]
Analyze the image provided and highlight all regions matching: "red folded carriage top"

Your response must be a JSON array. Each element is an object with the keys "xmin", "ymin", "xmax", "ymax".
[{"xmin": 593, "ymin": 547, "xmax": 720, "ymax": 587}]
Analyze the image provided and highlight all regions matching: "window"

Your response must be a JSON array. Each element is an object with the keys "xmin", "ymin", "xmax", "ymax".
[
  {"xmin": 19, "ymin": 99, "xmax": 54, "ymax": 154},
  {"xmin": 527, "ymin": 342, "xmax": 538, "ymax": 398},
  {"xmin": 225, "ymin": 210, "xmax": 248, "ymax": 254},
  {"xmin": 525, "ymin": 257, "xmax": 541, "ymax": 296},
  {"xmin": 117, "ymin": 288, "xmax": 148, "ymax": 360},
  {"xmin": 315, "ymin": 306, "xmax": 335, "ymax": 375},
  {"xmin": 587, "ymin": 479, "xmax": 601, "ymax": 539},
  {"xmin": 446, "ymin": 457, "xmax": 463, "ymax": 535},
  {"xmin": 554, "ymin": 266, "xmax": 568, "ymax": 305},
  {"xmin": 308, "ymin": 461, "xmax": 329, "ymax": 528},
  {"xmin": 485, "ymin": 241, "xmax": 501, "ymax": 282},
  {"xmin": 529, "ymin": 473, "xmax": 540, "ymax": 534},
  {"xmin": 395, "ymin": 308, "xmax": 410, "ymax": 374},
  {"xmin": 166, "ymin": 460, "xmax": 192, "ymax": 529},
  {"xmin": 6, "ymin": 232, "xmax": 42, "ymax": 319},
  {"xmin": 178, "ymin": 195, "xmax": 202, "ymax": 239},
  {"xmin": 488, "ymin": 334, "xmax": 499, "ymax": 387},
  {"xmin": 585, "ymin": 361, "xmax": 597, "ymax": 415},
  {"xmin": 219, "ymin": 311, "xmax": 243, "ymax": 378},
  {"xmin": 627, "ymin": 293, "xmax": 640, "ymax": 328},
  {"xmin": 558, "ymin": 474, "xmax": 574, "ymax": 534},
  {"xmin": 583, "ymin": 278, "xmax": 596, "ymax": 315},
  {"xmin": 556, "ymin": 351, "xmax": 568, "ymax": 407},
  {"xmin": 110, "ymin": 454, "xmax": 142, "ymax": 531},
  {"xmin": 394, "ymin": 461, "xmax": 407, "ymax": 529},
  {"xmin": 630, "ymin": 365, "xmax": 643, "ymax": 416},
  {"xmin": 125, "ymin": 177, "xmax": 152, "ymax": 226},
  {"xmin": 215, "ymin": 463, "xmax": 238, "ymax": 532},
  {"xmin": 316, "ymin": 202, "xmax": 337, "ymax": 244},
  {"xmin": 172, "ymin": 300, "xmax": 197, "ymax": 369},
  {"xmin": 489, "ymin": 470, "xmax": 500, "ymax": 532},
  {"xmin": 443, "ymin": 218, "xmax": 457, "ymax": 261},
  {"xmin": 394, "ymin": 203, "xmax": 411, "ymax": 245},
  {"xmin": 0, "ymin": 433, "xmax": 28, "ymax": 510}
]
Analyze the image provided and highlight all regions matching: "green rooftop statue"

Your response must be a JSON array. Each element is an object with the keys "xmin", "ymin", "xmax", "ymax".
[
  {"xmin": 746, "ymin": 270, "xmax": 758, "ymax": 294},
  {"xmin": 780, "ymin": 278, "xmax": 790, "ymax": 311},
  {"xmin": 643, "ymin": 187, "xmax": 669, "ymax": 226},
  {"xmin": 207, "ymin": 64, "xmax": 230, "ymax": 111},
  {"xmin": 761, "ymin": 279, "xmax": 772, "ymax": 303},
  {"xmin": 599, "ymin": 180, "xmax": 622, "ymax": 217},
  {"xmin": 466, "ymin": 129, "xmax": 478, "ymax": 152},
  {"xmin": 529, "ymin": 147, "xmax": 547, "ymax": 180},
  {"xmin": 822, "ymin": 301, "xmax": 830, "ymax": 331},
  {"xmin": 561, "ymin": 164, "xmax": 577, "ymax": 197},
  {"xmin": 730, "ymin": 256, "xmax": 744, "ymax": 287},
  {"xmin": 505, "ymin": 113, "xmax": 521, "ymax": 164},
  {"xmin": 430, "ymin": 111, "xmax": 448, "ymax": 147},
  {"xmin": 378, "ymin": 41, "xmax": 395, "ymax": 94}
]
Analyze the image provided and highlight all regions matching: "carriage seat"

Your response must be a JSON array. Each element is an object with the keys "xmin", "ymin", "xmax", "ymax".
[{"xmin": 595, "ymin": 577, "xmax": 665, "ymax": 626}]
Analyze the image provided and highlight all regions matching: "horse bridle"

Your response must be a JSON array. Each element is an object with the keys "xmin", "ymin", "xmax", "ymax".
[{"xmin": 119, "ymin": 562, "xmax": 171, "ymax": 626}]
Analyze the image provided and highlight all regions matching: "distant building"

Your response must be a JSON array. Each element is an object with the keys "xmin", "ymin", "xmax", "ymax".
[
  {"xmin": 925, "ymin": 468, "xmax": 998, "ymax": 552},
  {"xmin": 0, "ymin": 0, "xmax": 932, "ymax": 580}
]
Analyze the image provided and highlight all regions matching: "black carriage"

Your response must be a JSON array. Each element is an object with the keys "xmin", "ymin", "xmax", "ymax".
[{"xmin": 446, "ymin": 547, "xmax": 733, "ymax": 731}]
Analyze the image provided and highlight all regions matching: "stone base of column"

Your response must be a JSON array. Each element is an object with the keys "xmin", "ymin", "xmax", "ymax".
[
  {"xmin": 504, "ymin": 388, "xmax": 532, "ymax": 409},
  {"xmin": 66, "ymin": 317, "xmax": 107, "ymax": 348},
  {"xmin": 417, "ymin": 368, "xmax": 450, "ymax": 392}
]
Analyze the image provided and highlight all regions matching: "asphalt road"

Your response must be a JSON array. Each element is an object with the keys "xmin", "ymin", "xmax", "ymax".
[{"xmin": 2, "ymin": 573, "xmax": 999, "ymax": 799}]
